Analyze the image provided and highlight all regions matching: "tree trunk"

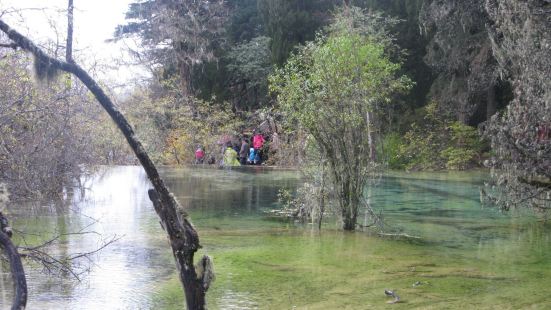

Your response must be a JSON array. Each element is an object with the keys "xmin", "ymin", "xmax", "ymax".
[
  {"xmin": 342, "ymin": 210, "xmax": 357, "ymax": 231},
  {"xmin": 366, "ymin": 111, "xmax": 375, "ymax": 161},
  {"xmin": 0, "ymin": 212, "xmax": 27, "ymax": 310},
  {"xmin": 318, "ymin": 160, "xmax": 325, "ymax": 230},
  {"xmin": 336, "ymin": 172, "xmax": 358, "ymax": 231},
  {"xmin": 66, "ymin": 0, "xmax": 74, "ymax": 63},
  {"xmin": 0, "ymin": 19, "xmax": 210, "ymax": 309},
  {"xmin": 340, "ymin": 189, "xmax": 357, "ymax": 231},
  {"xmin": 180, "ymin": 62, "xmax": 192, "ymax": 97},
  {"xmin": 486, "ymin": 82, "xmax": 496, "ymax": 120}
]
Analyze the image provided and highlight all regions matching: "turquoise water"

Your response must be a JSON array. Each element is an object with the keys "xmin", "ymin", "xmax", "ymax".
[{"xmin": 1, "ymin": 166, "xmax": 550, "ymax": 309}]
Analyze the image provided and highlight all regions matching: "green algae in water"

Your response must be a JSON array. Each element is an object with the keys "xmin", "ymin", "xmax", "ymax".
[
  {"xmin": 153, "ymin": 225, "xmax": 551, "ymax": 309},
  {"xmin": 151, "ymin": 168, "xmax": 551, "ymax": 309}
]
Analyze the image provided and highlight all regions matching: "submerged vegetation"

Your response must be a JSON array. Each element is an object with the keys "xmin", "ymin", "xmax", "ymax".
[{"xmin": 147, "ymin": 168, "xmax": 550, "ymax": 309}]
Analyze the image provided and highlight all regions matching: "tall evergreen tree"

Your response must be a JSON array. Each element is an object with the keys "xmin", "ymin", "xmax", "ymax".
[
  {"xmin": 116, "ymin": 0, "xmax": 229, "ymax": 95},
  {"xmin": 258, "ymin": 0, "xmax": 338, "ymax": 65}
]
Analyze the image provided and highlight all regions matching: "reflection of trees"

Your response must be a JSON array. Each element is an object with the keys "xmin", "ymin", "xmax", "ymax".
[
  {"xmin": 164, "ymin": 168, "xmax": 299, "ymax": 216},
  {"xmin": 476, "ymin": 219, "xmax": 551, "ymax": 270}
]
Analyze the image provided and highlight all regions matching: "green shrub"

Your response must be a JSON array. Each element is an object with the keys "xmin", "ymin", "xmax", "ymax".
[
  {"xmin": 441, "ymin": 147, "xmax": 477, "ymax": 170},
  {"xmin": 441, "ymin": 122, "xmax": 483, "ymax": 170},
  {"xmin": 382, "ymin": 132, "xmax": 406, "ymax": 169},
  {"xmin": 390, "ymin": 102, "xmax": 484, "ymax": 171}
]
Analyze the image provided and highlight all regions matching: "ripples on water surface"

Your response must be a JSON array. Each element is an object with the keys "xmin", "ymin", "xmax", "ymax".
[{"xmin": 1, "ymin": 166, "xmax": 550, "ymax": 309}]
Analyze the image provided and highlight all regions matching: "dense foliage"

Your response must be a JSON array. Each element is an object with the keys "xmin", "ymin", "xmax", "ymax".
[
  {"xmin": 258, "ymin": 0, "xmax": 338, "ymax": 65},
  {"xmin": 0, "ymin": 52, "xmax": 128, "ymax": 198},
  {"xmin": 225, "ymin": 36, "xmax": 272, "ymax": 110},
  {"xmin": 116, "ymin": 0, "xmax": 229, "ymax": 95},
  {"xmin": 481, "ymin": 0, "xmax": 551, "ymax": 210},
  {"xmin": 123, "ymin": 79, "xmax": 242, "ymax": 165},
  {"xmin": 271, "ymin": 7, "xmax": 412, "ymax": 230},
  {"xmin": 387, "ymin": 102, "xmax": 485, "ymax": 170}
]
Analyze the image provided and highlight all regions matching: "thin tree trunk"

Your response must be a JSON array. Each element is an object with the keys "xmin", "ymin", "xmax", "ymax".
[
  {"xmin": 363, "ymin": 187, "xmax": 372, "ymax": 229},
  {"xmin": 180, "ymin": 62, "xmax": 192, "ymax": 96},
  {"xmin": 340, "ymin": 179, "xmax": 356, "ymax": 231},
  {"xmin": 318, "ymin": 160, "xmax": 325, "ymax": 230},
  {"xmin": 66, "ymin": 0, "xmax": 74, "ymax": 63},
  {"xmin": 342, "ymin": 213, "xmax": 356, "ymax": 230},
  {"xmin": 0, "ymin": 19, "xmax": 210, "ymax": 309},
  {"xmin": 343, "ymin": 0, "xmax": 351, "ymax": 27},
  {"xmin": 366, "ymin": 111, "xmax": 375, "ymax": 161}
]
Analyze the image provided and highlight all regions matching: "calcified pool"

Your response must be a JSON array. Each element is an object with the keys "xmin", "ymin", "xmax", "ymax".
[{"xmin": 1, "ymin": 166, "xmax": 550, "ymax": 309}]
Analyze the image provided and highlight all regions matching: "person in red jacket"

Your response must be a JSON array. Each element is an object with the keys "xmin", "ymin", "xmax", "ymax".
[
  {"xmin": 253, "ymin": 131, "xmax": 265, "ymax": 149},
  {"xmin": 252, "ymin": 130, "xmax": 265, "ymax": 164},
  {"xmin": 194, "ymin": 146, "xmax": 205, "ymax": 164}
]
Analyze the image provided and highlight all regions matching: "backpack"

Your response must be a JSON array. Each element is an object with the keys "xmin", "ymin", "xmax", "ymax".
[{"xmin": 248, "ymin": 148, "xmax": 255, "ymax": 162}]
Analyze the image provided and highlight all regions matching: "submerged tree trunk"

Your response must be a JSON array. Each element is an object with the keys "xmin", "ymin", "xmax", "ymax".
[
  {"xmin": 0, "ymin": 19, "xmax": 210, "ymax": 309},
  {"xmin": 341, "ymin": 197, "xmax": 358, "ymax": 231},
  {"xmin": 342, "ymin": 201, "xmax": 358, "ymax": 230},
  {"xmin": 342, "ymin": 214, "xmax": 356, "ymax": 231},
  {"xmin": 338, "ymin": 178, "xmax": 358, "ymax": 231}
]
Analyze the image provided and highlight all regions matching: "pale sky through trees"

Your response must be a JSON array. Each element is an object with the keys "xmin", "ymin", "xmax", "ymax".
[{"xmin": 0, "ymin": 0, "xmax": 148, "ymax": 93}]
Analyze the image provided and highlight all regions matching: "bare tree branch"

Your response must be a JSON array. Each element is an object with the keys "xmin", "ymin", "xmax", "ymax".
[
  {"xmin": 18, "ymin": 234, "xmax": 123, "ymax": 281},
  {"xmin": 0, "ymin": 42, "xmax": 17, "ymax": 49},
  {"xmin": 0, "ymin": 18, "xmax": 209, "ymax": 309}
]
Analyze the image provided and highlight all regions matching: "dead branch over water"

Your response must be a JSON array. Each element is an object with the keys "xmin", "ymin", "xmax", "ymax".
[{"xmin": 0, "ymin": 18, "xmax": 209, "ymax": 309}]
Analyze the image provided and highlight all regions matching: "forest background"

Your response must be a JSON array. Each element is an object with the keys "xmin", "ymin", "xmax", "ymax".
[{"xmin": 0, "ymin": 0, "xmax": 549, "ymax": 211}]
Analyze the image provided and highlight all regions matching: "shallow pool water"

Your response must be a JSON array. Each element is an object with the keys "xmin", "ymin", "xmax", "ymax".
[{"xmin": 1, "ymin": 166, "xmax": 550, "ymax": 309}]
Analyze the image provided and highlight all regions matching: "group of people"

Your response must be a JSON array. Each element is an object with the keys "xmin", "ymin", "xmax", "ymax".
[
  {"xmin": 224, "ymin": 131, "xmax": 266, "ymax": 166},
  {"xmin": 194, "ymin": 131, "xmax": 267, "ymax": 167}
]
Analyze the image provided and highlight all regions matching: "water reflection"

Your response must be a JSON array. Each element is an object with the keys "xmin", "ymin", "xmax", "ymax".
[
  {"xmin": 1, "ymin": 166, "xmax": 300, "ymax": 309},
  {"xmin": 1, "ymin": 166, "xmax": 172, "ymax": 309},
  {"xmin": 0, "ymin": 166, "xmax": 550, "ymax": 309}
]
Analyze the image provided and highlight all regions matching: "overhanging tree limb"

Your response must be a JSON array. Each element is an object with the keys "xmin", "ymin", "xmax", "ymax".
[{"xmin": 0, "ymin": 19, "xmax": 210, "ymax": 309}]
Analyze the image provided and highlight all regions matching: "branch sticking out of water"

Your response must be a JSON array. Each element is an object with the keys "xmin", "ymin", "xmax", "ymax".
[
  {"xmin": 377, "ymin": 232, "xmax": 422, "ymax": 240},
  {"xmin": 18, "ymin": 233, "xmax": 122, "ymax": 281}
]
